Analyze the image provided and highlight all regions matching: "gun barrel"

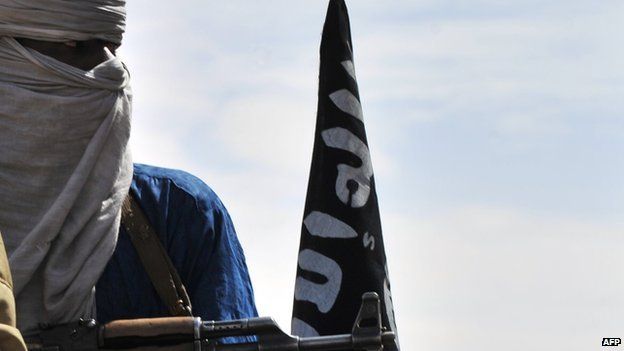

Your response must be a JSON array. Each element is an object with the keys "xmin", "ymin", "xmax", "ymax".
[
  {"xmin": 200, "ymin": 317, "xmax": 276, "ymax": 339},
  {"xmin": 299, "ymin": 334, "xmax": 352, "ymax": 350},
  {"xmin": 298, "ymin": 331, "xmax": 395, "ymax": 351},
  {"xmin": 203, "ymin": 331, "xmax": 395, "ymax": 351}
]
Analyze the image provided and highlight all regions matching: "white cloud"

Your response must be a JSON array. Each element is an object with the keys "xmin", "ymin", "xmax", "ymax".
[
  {"xmin": 354, "ymin": 8, "xmax": 624, "ymax": 139},
  {"xmin": 214, "ymin": 94, "xmax": 316, "ymax": 171},
  {"xmin": 385, "ymin": 206, "xmax": 624, "ymax": 351}
]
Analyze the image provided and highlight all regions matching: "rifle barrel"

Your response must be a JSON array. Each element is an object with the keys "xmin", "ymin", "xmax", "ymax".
[
  {"xmin": 298, "ymin": 331, "xmax": 395, "ymax": 351},
  {"xmin": 203, "ymin": 331, "xmax": 395, "ymax": 351},
  {"xmin": 299, "ymin": 334, "xmax": 352, "ymax": 350}
]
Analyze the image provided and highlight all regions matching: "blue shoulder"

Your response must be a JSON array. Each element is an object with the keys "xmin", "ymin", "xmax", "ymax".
[
  {"xmin": 130, "ymin": 164, "xmax": 258, "ymax": 324},
  {"xmin": 131, "ymin": 163, "xmax": 226, "ymax": 215},
  {"xmin": 129, "ymin": 163, "xmax": 234, "ymax": 270},
  {"xmin": 98, "ymin": 163, "xmax": 257, "ymax": 327},
  {"xmin": 132, "ymin": 163, "xmax": 220, "ymax": 204}
]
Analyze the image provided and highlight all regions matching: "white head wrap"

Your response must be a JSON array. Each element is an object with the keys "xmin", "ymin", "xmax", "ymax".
[
  {"xmin": 0, "ymin": 0, "xmax": 126, "ymax": 44},
  {"xmin": 0, "ymin": 0, "xmax": 131, "ymax": 333}
]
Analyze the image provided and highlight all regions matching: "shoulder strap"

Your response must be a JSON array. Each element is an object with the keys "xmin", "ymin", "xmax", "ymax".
[{"xmin": 120, "ymin": 193, "xmax": 193, "ymax": 317}]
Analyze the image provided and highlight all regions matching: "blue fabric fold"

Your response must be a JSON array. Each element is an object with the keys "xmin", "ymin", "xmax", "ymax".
[{"xmin": 96, "ymin": 164, "xmax": 257, "ymax": 343}]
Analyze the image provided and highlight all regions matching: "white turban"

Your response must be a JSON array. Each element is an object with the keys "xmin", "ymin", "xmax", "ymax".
[
  {"xmin": 0, "ymin": 0, "xmax": 126, "ymax": 44},
  {"xmin": 0, "ymin": 0, "xmax": 131, "ymax": 334}
]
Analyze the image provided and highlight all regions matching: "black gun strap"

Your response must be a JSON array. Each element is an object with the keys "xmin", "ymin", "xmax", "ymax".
[{"xmin": 121, "ymin": 193, "xmax": 193, "ymax": 317}]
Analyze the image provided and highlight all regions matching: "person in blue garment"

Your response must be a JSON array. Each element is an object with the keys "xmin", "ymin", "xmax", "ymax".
[
  {"xmin": 0, "ymin": 0, "xmax": 257, "ymax": 345},
  {"xmin": 96, "ymin": 164, "xmax": 258, "ymax": 325}
]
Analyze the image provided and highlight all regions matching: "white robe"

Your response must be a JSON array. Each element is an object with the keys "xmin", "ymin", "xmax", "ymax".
[{"xmin": 0, "ymin": 9, "xmax": 131, "ymax": 330}]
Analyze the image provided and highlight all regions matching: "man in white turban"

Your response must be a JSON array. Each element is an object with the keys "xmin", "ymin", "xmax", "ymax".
[{"xmin": 0, "ymin": 0, "xmax": 257, "ymax": 344}]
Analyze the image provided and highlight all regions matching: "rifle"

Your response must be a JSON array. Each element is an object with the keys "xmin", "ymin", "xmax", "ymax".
[{"xmin": 28, "ymin": 292, "xmax": 395, "ymax": 351}]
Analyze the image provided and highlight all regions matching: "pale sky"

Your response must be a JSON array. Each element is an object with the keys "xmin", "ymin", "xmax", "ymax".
[{"xmin": 120, "ymin": 1, "xmax": 624, "ymax": 350}]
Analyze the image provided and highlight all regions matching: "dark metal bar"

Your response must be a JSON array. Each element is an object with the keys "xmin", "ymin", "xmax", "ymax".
[{"xmin": 298, "ymin": 334, "xmax": 352, "ymax": 351}]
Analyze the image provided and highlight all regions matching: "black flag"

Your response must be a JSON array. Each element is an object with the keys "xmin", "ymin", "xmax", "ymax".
[{"xmin": 292, "ymin": 1, "xmax": 399, "ymax": 349}]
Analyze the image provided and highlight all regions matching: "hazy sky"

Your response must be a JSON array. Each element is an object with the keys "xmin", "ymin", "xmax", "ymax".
[{"xmin": 120, "ymin": 1, "xmax": 624, "ymax": 350}]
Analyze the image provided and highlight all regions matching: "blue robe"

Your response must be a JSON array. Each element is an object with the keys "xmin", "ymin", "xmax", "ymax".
[{"xmin": 96, "ymin": 164, "xmax": 258, "ymax": 342}]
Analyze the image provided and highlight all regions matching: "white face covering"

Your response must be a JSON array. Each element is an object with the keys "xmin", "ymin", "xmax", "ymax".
[{"xmin": 0, "ymin": 0, "xmax": 131, "ymax": 333}]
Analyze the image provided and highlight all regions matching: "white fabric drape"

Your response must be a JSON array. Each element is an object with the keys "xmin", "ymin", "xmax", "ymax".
[
  {"xmin": 0, "ymin": 0, "xmax": 126, "ymax": 44},
  {"xmin": 0, "ymin": 35, "xmax": 132, "ymax": 332}
]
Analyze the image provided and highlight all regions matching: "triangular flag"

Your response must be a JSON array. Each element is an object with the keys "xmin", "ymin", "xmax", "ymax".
[{"xmin": 292, "ymin": 1, "xmax": 399, "ymax": 350}]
